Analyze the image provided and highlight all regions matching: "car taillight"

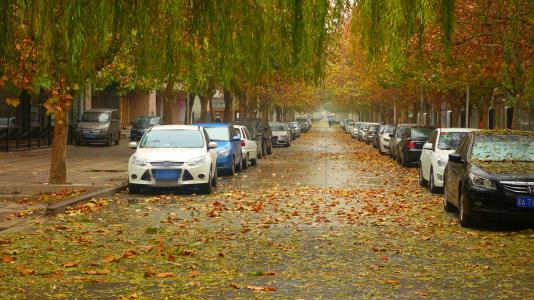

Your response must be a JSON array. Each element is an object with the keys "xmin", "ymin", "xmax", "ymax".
[
  {"xmin": 406, "ymin": 140, "xmax": 416, "ymax": 149},
  {"xmin": 241, "ymin": 140, "xmax": 246, "ymax": 147}
]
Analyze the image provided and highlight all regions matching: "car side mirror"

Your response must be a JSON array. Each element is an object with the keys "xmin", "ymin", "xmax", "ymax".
[
  {"xmin": 449, "ymin": 153, "xmax": 463, "ymax": 164},
  {"xmin": 389, "ymin": 133, "xmax": 394, "ymax": 138},
  {"xmin": 231, "ymin": 136, "xmax": 241, "ymax": 142},
  {"xmin": 423, "ymin": 142, "xmax": 434, "ymax": 151},
  {"xmin": 128, "ymin": 142, "xmax": 138, "ymax": 149},
  {"xmin": 208, "ymin": 142, "xmax": 218, "ymax": 149}
]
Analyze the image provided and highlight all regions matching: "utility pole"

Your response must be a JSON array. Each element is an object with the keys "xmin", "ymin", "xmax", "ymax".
[
  {"xmin": 420, "ymin": 86, "xmax": 424, "ymax": 125},
  {"xmin": 466, "ymin": 85, "xmax": 470, "ymax": 128}
]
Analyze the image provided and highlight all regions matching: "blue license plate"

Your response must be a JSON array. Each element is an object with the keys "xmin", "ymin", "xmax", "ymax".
[
  {"xmin": 153, "ymin": 169, "xmax": 180, "ymax": 180},
  {"xmin": 84, "ymin": 133, "xmax": 97, "ymax": 139},
  {"xmin": 516, "ymin": 197, "xmax": 534, "ymax": 208}
]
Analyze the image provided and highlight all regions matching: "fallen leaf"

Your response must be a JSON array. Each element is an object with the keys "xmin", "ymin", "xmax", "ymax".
[
  {"xmin": 62, "ymin": 261, "xmax": 78, "ymax": 268},
  {"xmin": 1, "ymin": 256, "xmax": 16, "ymax": 262},
  {"xmin": 84, "ymin": 269, "xmax": 111, "ymax": 275},
  {"xmin": 384, "ymin": 279, "xmax": 400, "ymax": 285},
  {"xmin": 20, "ymin": 268, "xmax": 34, "ymax": 276},
  {"xmin": 155, "ymin": 272, "xmax": 175, "ymax": 278}
]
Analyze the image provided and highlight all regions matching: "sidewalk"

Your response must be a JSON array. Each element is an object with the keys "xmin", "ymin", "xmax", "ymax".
[{"xmin": 0, "ymin": 143, "xmax": 134, "ymax": 229}]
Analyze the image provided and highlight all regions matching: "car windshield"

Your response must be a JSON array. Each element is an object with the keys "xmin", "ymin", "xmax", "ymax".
[
  {"xmin": 369, "ymin": 125, "xmax": 380, "ymax": 132},
  {"xmin": 437, "ymin": 132, "xmax": 469, "ymax": 150},
  {"xmin": 271, "ymin": 124, "xmax": 287, "ymax": 131},
  {"xmin": 384, "ymin": 125, "xmax": 395, "ymax": 133},
  {"xmin": 412, "ymin": 127, "xmax": 434, "ymax": 138},
  {"xmin": 135, "ymin": 117, "xmax": 160, "ymax": 125},
  {"xmin": 82, "ymin": 112, "xmax": 110, "ymax": 123},
  {"xmin": 139, "ymin": 129, "xmax": 204, "ymax": 148},
  {"xmin": 204, "ymin": 127, "xmax": 230, "ymax": 141},
  {"xmin": 472, "ymin": 134, "xmax": 534, "ymax": 162}
]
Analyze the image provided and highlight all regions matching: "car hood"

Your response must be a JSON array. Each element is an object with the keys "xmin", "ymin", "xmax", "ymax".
[
  {"xmin": 77, "ymin": 122, "xmax": 108, "ymax": 130},
  {"xmin": 134, "ymin": 148, "xmax": 206, "ymax": 162},
  {"xmin": 272, "ymin": 130, "xmax": 288, "ymax": 136},
  {"xmin": 472, "ymin": 161, "xmax": 534, "ymax": 180}
]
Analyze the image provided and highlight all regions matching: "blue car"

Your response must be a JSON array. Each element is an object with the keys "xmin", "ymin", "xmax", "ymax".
[{"xmin": 195, "ymin": 123, "xmax": 243, "ymax": 175}]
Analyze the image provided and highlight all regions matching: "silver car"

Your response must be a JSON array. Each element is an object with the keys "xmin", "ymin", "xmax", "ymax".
[{"xmin": 75, "ymin": 108, "xmax": 121, "ymax": 146}]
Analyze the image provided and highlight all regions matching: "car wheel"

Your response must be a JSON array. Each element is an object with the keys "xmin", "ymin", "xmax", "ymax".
[
  {"xmin": 128, "ymin": 183, "xmax": 141, "ymax": 194},
  {"xmin": 236, "ymin": 155, "xmax": 242, "ymax": 172},
  {"xmin": 115, "ymin": 135, "xmax": 120, "ymax": 145},
  {"xmin": 267, "ymin": 143, "xmax": 273, "ymax": 155},
  {"xmin": 243, "ymin": 154, "xmax": 249, "ymax": 170},
  {"xmin": 429, "ymin": 168, "xmax": 441, "ymax": 194},
  {"xmin": 459, "ymin": 189, "xmax": 475, "ymax": 227},
  {"xmin": 212, "ymin": 169, "xmax": 218, "ymax": 187},
  {"xmin": 200, "ymin": 170, "xmax": 213, "ymax": 194},
  {"xmin": 443, "ymin": 186, "xmax": 457, "ymax": 212},
  {"xmin": 251, "ymin": 158, "xmax": 257, "ymax": 166},
  {"xmin": 418, "ymin": 166, "xmax": 428, "ymax": 187},
  {"xmin": 106, "ymin": 135, "xmax": 112, "ymax": 147},
  {"xmin": 75, "ymin": 140, "xmax": 81, "ymax": 146}
]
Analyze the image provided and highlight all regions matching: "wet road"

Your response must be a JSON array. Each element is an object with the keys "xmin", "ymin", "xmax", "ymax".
[{"xmin": 1, "ymin": 123, "xmax": 534, "ymax": 299}]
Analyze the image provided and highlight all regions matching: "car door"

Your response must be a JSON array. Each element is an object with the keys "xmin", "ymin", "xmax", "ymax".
[
  {"xmin": 421, "ymin": 130, "xmax": 438, "ymax": 179},
  {"xmin": 446, "ymin": 135, "xmax": 470, "ymax": 205}
]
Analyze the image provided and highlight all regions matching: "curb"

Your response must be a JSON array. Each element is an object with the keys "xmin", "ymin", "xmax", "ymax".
[{"xmin": 45, "ymin": 184, "xmax": 127, "ymax": 216}]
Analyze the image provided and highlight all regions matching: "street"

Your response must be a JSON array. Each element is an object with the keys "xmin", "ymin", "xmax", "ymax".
[{"xmin": 1, "ymin": 122, "xmax": 533, "ymax": 299}]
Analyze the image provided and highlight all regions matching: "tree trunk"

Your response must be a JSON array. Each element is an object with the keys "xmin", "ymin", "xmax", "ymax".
[
  {"xmin": 187, "ymin": 94, "xmax": 195, "ymax": 124},
  {"xmin": 163, "ymin": 80, "xmax": 175, "ymax": 124},
  {"xmin": 223, "ymin": 90, "xmax": 233, "ymax": 123},
  {"xmin": 199, "ymin": 95, "xmax": 208, "ymax": 122},
  {"xmin": 48, "ymin": 110, "xmax": 69, "ymax": 184},
  {"xmin": 208, "ymin": 95, "xmax": 214, "ymax": 122}
]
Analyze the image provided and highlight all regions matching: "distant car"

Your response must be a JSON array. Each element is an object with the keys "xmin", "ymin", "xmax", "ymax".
[
  {"xmin": 345, "ymin": 121, "xmax": 355, "ymax": 134},
  {"xmin": 234, "ymin": 119, "xmax": 264, "ymax": 158},
  {"xmin": 289, "ymin": 121, "xmax": 301, "ymax": 139},
  {"xmin": 296, "ymin": 118, "xmax": 310, "ymax": 132},
  {"xmin": 364, "ymin": 123, "xmax": 380, "ymax": 144},
  {"xmin": 235, "ymin": 118, "xmax": 273, "ymax": 156},
  {"xmin": 351, "ymin": 122, "xmax": 364, "ymax": 139},
  {"xmin": 130, "ymin": 116, "xmax": 163, "ymax": 141},
  {"xmin": 389, "ymin": 123, "xmax": 417, "ymax": 161},
  {"xmin": 127, "ymin": 125, "xmax": 218, "ymax": 194},
  {"xmin": 419, "ymin": 128, "xmax": 478, "ymax": 193},
  {"xmin": 358, "ymin": 123, "xmax": 371, "ymax": 140},
  {"xmin": 443, "ymin": 130, "xmax": 534, "ymax": 227},
  {"xmin": 196, "ymin": 123, "xmax": 243, "ymax": 175},
  {"xmin": 269, "ymin": 122, "xmax": 292, "ymax": 147},
  {"xmin": 396, "ymin": 125, "xmax": 435, "ymax": 167},
  {"xmin": 378, "ymin": 124, "xmax": 395, "ymax": 155},
  {"xmin": 234, "ymin": 125, "xmax": 258, "ymax": 168},
  {"xmin": 75, "ymin": 108, "xmax": 121, "ymax": 146}
]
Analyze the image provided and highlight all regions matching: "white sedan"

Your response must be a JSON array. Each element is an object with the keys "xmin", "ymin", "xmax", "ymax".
[
  {"xmin": 419, "ymin": 128, "xmax": 478, "ymax": 193},
  {"xmin": 234, "ymin": 125, "xmax": 258, "ymax": 168},
  {"xmin": 127, "ymin": 125, "xmax": 218, "ymax": 194},
  {"xmin": 378, "ymin": 124, "xmax": 395, "ymax": 154}
]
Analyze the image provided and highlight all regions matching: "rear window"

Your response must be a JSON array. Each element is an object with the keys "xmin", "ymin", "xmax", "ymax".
[
  {"xmin": 472, "ymin": 134, "xmax": 534, "ymax": 162},
  {"xmin": 437, "ymin": 132, "xmax": 469, "ymax": 150},
  {"xmin": 369, "ymin": 125, "xmax": 380, "ymax": 132},
  {"xmin": 411, "ymin": 127, "xmax": 434, "ymax": 138},
  {"xmin": 204, "ymin": 127, "xmax": 230, "ymax": 141}
]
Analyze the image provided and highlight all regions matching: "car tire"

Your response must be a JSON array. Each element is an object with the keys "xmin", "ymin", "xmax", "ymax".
[
  {"xmin": 106, "ymin": 135, "xmax": 112, "ymax": 147},
  {"xmin": 251, "ymin": 158, "xmax": 257, "ymax": 166},
  {"xmin": 243, "ymin": 154, "xmax": 249, "ymax": 170},
  {"xmin": 429, "ymin": 169, "xmax": 441, "ymax": 194},
  {"xmin": 75, "ymin": 140, "xmax": 81, "ymax": 146},
  {"xmin": 212, "ymin": 169, "xmax": 218, "ymax": 187},
  {"xmin": 200, "ymin": 170, "xmax": 213, "ymax": 194},
  {"xmin": 459, "ymin": 189, "xmax": 475, "ymax": 227},
  {"xmin": 128, "ymin": 183, "xmax": 141, "ymax": 194},
  {"xmin": 443, "ymin": 186, "xmax": 457, "ymax": 212},
  {"xmin": 418, "ymin": 166, "xmax": 428, "ymax": 187},
  {"xmin": 267, "ymin": 143, "xmax": 273, "ymax": 155},
  {"xmin": 115, "ymin": 134, "xmax": 120, "ymax": 145},
  {"xmin": 236, "ymin": 156, "xmax": 242, "ymax": 172}
]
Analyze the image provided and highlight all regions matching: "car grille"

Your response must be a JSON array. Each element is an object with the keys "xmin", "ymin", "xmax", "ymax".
[
  {"xmin": 500, "ymin": 181, "xmax": 534, "ymax": 194},
  {"xmin": 150, "ymin": 161, "xmax": 184, "ymax": 167}
]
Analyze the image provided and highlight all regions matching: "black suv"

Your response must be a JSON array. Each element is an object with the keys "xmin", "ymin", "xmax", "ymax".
[
  {"xmin": 397, "ymin": 125, "xmax": 435, "ymax": 167},
  {"xmin": 235, "ymin": 118, "xmax": 273, "ymax": 156},
  {"xmin": 130, "ymin": 116, "xmax": 163, "ymax": 141}
]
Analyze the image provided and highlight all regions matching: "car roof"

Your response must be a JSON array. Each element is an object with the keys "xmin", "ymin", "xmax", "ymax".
[
  {"xmin": 85, "ymin": 108, "xmax": 117, "ymax": 113},
  {"xmin": 195, "ymin": 123, "xmax": 231, "ymax": 127},
  {"xmin": 150, "ymin": 125, "xmax": 201, "ymax": 131},
  {"xmin": 439, "ymin": 128, "xmax": 479, "ymax": 133}
]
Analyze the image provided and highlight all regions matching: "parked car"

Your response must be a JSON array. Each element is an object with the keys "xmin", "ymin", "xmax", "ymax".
[
  {"xmin": 443, "ymin": 130, "xmax": 534, "ymax": 227},
  {"xmin": 196, "ymin": 123, "xmax": 243, "ymax": 175},
  {"xmin": 130, "ymin": 116, "xmax": 163, "ymax": 141},
  {"xmin": 389, "ymin": 123, "xmax": 417, "ymax": 161},
  {"xmin": 351, "ymin": 122, "xmax": 364, "ymax": 139},
  {"xmin": 364, "ymin": 123, "xmax": 380, "ymax": 145},
  {"xmin": 75, "ymin": 108, "xmax": 121, "ymax": 146},
  {"xmin": 296, "ymin": 118, "xmax": 310, "ymax": 132},
  {"xmin": 358, "ymin": 122, "xmax": 371, "ymax": 140},
  {"xmin": 378, "ymin": 124, "xmax": 396, "ymax": 155},
  {"xmin": 234, "ymin": 125, "xmax": 258, "ymax": 168},
  {"xmin": 234, "ymin": 119, "xmax": 264, "ymax": 158},
  {"xmin": 269, "ymin": 122, "xmax": 292, "ymax": 147},
  {"xmin": 127, "ymin": 125, "xmax": 218, "ymax": 194},
  {"xmin": 419, "ymin": 128, "xmax": 477, "ymax": 193},
  {"xmin": 373, "ymin": 124, "xmax": 386, "ymax": 148},
  {"xmin": 345, "ymin": 121, "xmax": 355, "ymax": 134},
  {"xmin": 289, "ymin": 121, "xmax": 301, "ymax": 139},
  {"xmin": 235, "ymin": 118, "xmax": 273, "ymax": 155},
  {"xmin": 396, "ymin": 125, "xmax": 435, "ymax": 167}
]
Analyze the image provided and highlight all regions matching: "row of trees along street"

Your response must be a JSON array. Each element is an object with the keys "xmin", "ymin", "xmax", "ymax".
[{"xmin": 1, "ymin": 1, "xmax": 533, "ymax": 183}]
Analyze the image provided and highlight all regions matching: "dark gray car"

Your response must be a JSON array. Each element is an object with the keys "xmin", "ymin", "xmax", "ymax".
[{"xmin": 75, "ymin": 109, "xmax": 121, "ymax": 146}]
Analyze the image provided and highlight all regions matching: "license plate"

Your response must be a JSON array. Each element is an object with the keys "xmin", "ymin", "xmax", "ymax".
[
  {"xmin": 153, "ymin": 169, "xmax": 180, "ymax": 181},
  {"xmin": 516, "ymin": 197, "xmax": 534, "ymax": 208},
  {"xmin": 84, "ymin": 133, "xmax": 96, "ymax": 138}
]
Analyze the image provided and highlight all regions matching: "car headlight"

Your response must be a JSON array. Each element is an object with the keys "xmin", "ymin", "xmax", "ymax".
[
  {"xmin": 437, "ymin": 158, "xmax": 447, "ymax": 167},
  {"xmin": 217, "ymin": 149, "xmax": 230, "ymax": 157},
  {"xmin": 131, "ymin": 155, "xmax": 147, "ymax": 167},
  {"xmin": 469, "ymin": 173, "xmax": 496, "ymax": 190},
  {"xmin": 100, "ymin": 128, "xmax": 107, "ymax": 133},
  {"xmin": 187, "ymin": 155, "xmax": 206, "ymax": 166}
]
